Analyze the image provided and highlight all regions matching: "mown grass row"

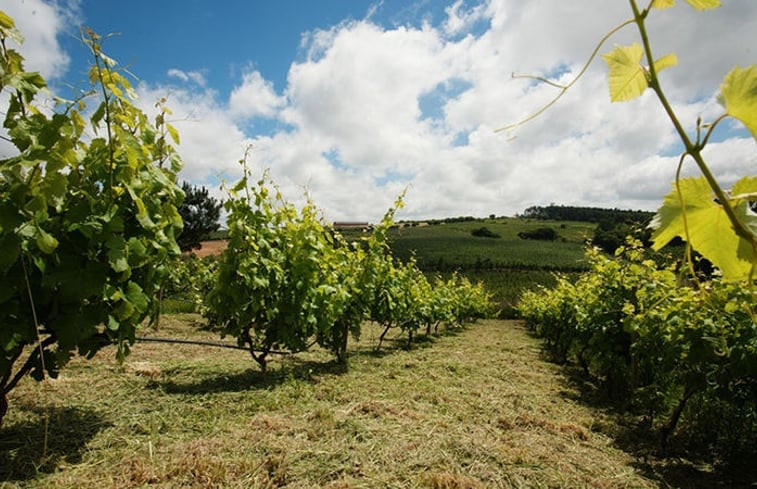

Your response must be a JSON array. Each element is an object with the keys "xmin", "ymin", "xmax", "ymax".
[{"xmin": 2, "ymin": 316, "xmax": 697, "ymax": 489}]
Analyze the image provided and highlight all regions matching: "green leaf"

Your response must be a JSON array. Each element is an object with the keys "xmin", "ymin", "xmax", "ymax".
[
  {"xmin": 650, "ymin": 177, "xmax": 754, "ymax": 279},
  {"xmin": 41, "ymin": 171, "xmax": 68, "ymax": 208},
  {"xmin": 734, "ymin": 200, "xmax": 757, "ymax": 245},
  {"xmin": 107, "ymin": 315, "xmax": 120, "ymax": 331},
  {"xmin": 90, "ymin": 102, "xmax": 106, "ymax": 129},
  {"xmin": 130, "ymin": 194, "xmax": 155, "ymax": 228},
  {"xmin": 36, "ymin": 227, "xmax": 58, "ymax": 254},
  {"xmin": 602, "ymin": 43, "xmax": 648, "ymax": 102},
  {"xmin": 651, "ymin": 0, "xmax": 675, "ymax": 8},
  {"xmin": 683, "ymin": 0, "xmax": 721, "ymax": 10},
  {"xmin": 125, "ymin": 281, "xmax": 149, "ymax": 314},
  {"xmin": 0, "ymin": 10, "xmax": 23, "ymax": 44},
  {"xmin": 0, "ymin": 10, "xmax": 15, "ymax": 28},
  {"xmin": 22, "ymin": 71, "xmax": 46, "ymax": 90},
  {"xmin": 0, "ymin": 234, "xmax": 20, "ymax": 271},
  {"xmin": 719, "ymin": 65, "xmax": 757, "ymax": 141},
  {"xmin": 113, "ymin": 299, "xmax": 135, "ymax": 320},
  {"xmin": 653, "ymin": 53, "xmax": 678, "ymax": 74},
  {"xmin": 731, "ymin": 176, "xmax": 757, "ymax": 195},
  {"xmin": 166, "ymin": 123, "xmax": 180, "ymax": 144},
  {"xmin": 127, "ymin": 237, "xmax": 147, "ymax": 257},
  {"xmin": 732, "ymin": 176, "xmax": 757, "ymax": 237},
  {"xmin": 107, "ymin": 236, "xmax": 129, "ymax": 273}
]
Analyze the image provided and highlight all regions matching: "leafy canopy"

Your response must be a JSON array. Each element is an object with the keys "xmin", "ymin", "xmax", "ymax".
[{"xmin": 0, "ymin": 13, "xmax": 183, "ymax": 424}]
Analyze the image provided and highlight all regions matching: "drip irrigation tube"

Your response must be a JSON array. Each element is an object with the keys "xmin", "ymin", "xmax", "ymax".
[{"xmin": 135, "ymin": 336, "xmax": 292, "ymax": 355}]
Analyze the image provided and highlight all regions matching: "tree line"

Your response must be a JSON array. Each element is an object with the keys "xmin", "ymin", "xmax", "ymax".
[{"xmin": 520, "ymin": 205, "xmax": 653, "ymax": 225}]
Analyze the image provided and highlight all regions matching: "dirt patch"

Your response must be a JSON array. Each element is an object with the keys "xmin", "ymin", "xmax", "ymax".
[{"xmin": 185, "ymin": 240, "xmax": 228, "ymax": 258}]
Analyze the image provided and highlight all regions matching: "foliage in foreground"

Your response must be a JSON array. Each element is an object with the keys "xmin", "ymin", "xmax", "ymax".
[
  {"xmin": 0, "ymin": 15, "xmax": 183, "ymax": 425},
  {"xmin": 519, "ymin": 241, "xmax": 757, "ymax": 459},
  {"xmin": 509, "ymin": 0, "xmax": 757, "ymax": 278},
  {"xmin": 204, "ymin": 167, "xmax": 494, "ymax": 370}
]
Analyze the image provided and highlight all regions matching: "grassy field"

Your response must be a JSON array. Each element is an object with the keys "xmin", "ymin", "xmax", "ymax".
[
  {"xmin": 2, "ymin": 315, "xmax": 740, "ymax": 488},
  {"xmin": 385, "ymin": 218, "xmax": 594, "ymax": 272},
  {"xmin": 370, "ymin": 218, "xmax": 594, "ymax": 317}
]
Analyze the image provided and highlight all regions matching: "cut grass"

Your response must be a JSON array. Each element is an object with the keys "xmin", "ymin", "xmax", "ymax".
[{"xmin": 0, "ymin": 315, "xmax": 736, "ymax": 488}]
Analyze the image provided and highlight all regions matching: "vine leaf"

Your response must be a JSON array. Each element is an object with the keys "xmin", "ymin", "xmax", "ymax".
[
  {"xmin": 652, "ymin": 1, "xmax": 720, "ymax": 11},
  {"xmin": 0, "ymin": 10, "xmax": 22, "ymax": 44},
  {"xmin": 650, "ymin": 177, "xmax": 755, "ymax": 280},
  {"xmin": 0, "ymin": 10, "xmax": 14, "ymax": 28},
  {"xmin": 652, "ymin": 0, "xmax": 675, "ymax": 9},
  {"xmin": 718, "ymin": 65, "xmax": 757, "ymax": 141},
  {"xmin": 732, "ymin": 176, "xmax": 757, "ymax": 236},
  {"xmin": 653, "ymin": 53, "xmax": 678, "ymax": 73},
  {"xmin": 683, "ymin": 0, "xmax": 721, "ymax": 10},
  {"xmin": 602, "ymin": 44, "xmax": 648, "ymax": 102},
  {"xmin": 166, "ymin": 123, "xmax": 180, "ymax": 145}
]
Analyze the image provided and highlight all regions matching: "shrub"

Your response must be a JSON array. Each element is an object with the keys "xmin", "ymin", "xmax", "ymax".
[
  {"xmin": 518, "ymin": 227, "xmax": 557, "ymax": 241},
  {"xmin": 471, "ymin": 227, "xmax": 500, "ymax": 238}
]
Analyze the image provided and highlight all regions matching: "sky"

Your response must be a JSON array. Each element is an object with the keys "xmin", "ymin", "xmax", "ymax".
[{"xmin": 3, "ymin": 0, "xmax": 756, "ymax": 222}]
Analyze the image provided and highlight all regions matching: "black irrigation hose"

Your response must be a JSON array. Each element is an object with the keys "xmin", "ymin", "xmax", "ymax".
[
  {"xmin": 135, "ymin": 336, "xmax": 292, "ymax": 355},
  {"xmin": 164, "ymin": 297, "xmax": 201, "ymax": 304}
]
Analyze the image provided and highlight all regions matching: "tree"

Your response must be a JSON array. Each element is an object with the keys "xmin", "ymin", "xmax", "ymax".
[
  {"xmin": 518, "ymin": 227, "xmax": 558, "ymax": 241},
  {"xmin": 176, "ymin": 182, "xmax": 221, "ymax": 252}
]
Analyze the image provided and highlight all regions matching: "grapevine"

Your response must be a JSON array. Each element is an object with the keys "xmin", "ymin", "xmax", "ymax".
[
  {"xmin": 513, "ymin": 1, "xmax": 756, "ymax": 456},
  {"xmin": 0, "ymin": 14, "xmax": 184, "ymax": 425},
  {"xmin": 203, "ymin": 159, "xmax": 494, "ymax": 369},
  {"xmin": 519, "ymin": 241, "xmax": 756, "ymax": 452}
]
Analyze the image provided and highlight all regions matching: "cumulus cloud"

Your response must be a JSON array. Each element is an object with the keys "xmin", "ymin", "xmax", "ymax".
[
  {"xmin": 443, "ymin": 0, "xmax": 488, "ymax": 36},
  {"xmin": 248, "ymin": 1, "xmax": 754, "ymax": 220},
  {"xmin": 229, "ymin": 70, "xmax": 285, "ymax": 119},
  {"xmin": 167, "ymin": 68, "xmax": 207, "ymax": 86},
  {"xmin": 134, "ymin": 84, "xmax": 251, "ymax": 186},
  {"xmin": 8, "ymin": 0, "xmax": 754, "ymax": 223},
  {"xmin": 2, "ymin": 0, "xmax": 79, "ymax": 80}
]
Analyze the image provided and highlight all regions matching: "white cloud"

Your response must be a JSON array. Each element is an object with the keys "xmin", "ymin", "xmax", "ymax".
[
  {"xmin": 13, "ymin": 0, "xmax": 752, "ymax": 223},
  {"xmin": 229, "ymin": 70, "xmax": 285, "ymax": 119},
  {"xmin": 283, "ymin": 21, "xmax": 457, "ymax": 180},
  {"xmin": 134, "ymin": 84, "xmax": 252, "ymax": 187},
  {"xmin": 443, "ymin": 0, "xmax": 488, "ymax": 36},
  {"xmin": 167, "ymin": 68, "xmax": 207, "ymax": 86},
  {"xmin": 2, "ymin": 0, "xmax": 79, "ymax": 80},
  {"xmin": 239, "ymin": 1, "xmax": 755, "ymax": 221}
]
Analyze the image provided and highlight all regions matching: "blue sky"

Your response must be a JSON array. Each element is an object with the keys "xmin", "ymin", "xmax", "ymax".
[
  {"xmin": 60, "ymin": 2, "xmax": 396, "ymax": 95},
  {"xmin": 4, "ymin": 0, "xmax": 756, "ymax": 221}
]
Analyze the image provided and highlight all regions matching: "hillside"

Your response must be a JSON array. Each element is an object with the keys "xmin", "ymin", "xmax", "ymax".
[{"xmin": 386, "ymin": 217, "xmax": 594, "ymax": 272}]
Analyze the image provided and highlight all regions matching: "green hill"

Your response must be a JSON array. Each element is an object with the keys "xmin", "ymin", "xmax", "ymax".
[
  {"xmin": 387, "ymin": 217, "xmax": 593, "ymax": 272},
  {"xmin": 342, "ymin": 217, "xmax": 596, "ymax": 318}
]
